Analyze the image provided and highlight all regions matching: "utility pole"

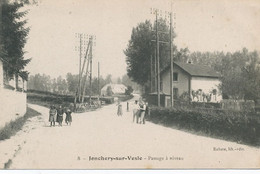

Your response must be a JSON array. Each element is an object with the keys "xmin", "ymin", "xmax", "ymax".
[
  {"xmin": 0, "ymin": 1, "xmax": 2, "ymax": 52},
  {"xmin": 81, "ymin": 34, "xmax": 96, "ymax": 104},
  {"xmin": 98, "ymin": 62, "xmax": 100, "ymax": 96},
  {"xmin": 79, "ymin": 39, "xmax": 91, "ymax": 102},
  {"xmin": 150, "ymin": 6, "xmax": 175, "ymax": 107},
  {"xmin": 170, "ymin": 3, "xmax": 173, "ymax": 107},
  {"xmin": 156, "ymin": 10, "xmax": 160, "ymax": 107},
  {"xmin": 89, "ymin": 40, "xmax": 93, "ymax": 105},
  {"xmin": 81, "ymin": 36, "xmax": 92, "ymax": 103},
  {"xmin": 154, "ymin": 49, "xmax": 157, "ymax": 93},
  {"xmin": 78, "ymin": 34, "xmax": 82, "ymax": 101},
  {"xmin": 74, "ymin": 33, "xmax": 82, "ymax": 108},
  {"xmin": 150, "ymin": 54, "xmax": 153, "ymax": 92}
]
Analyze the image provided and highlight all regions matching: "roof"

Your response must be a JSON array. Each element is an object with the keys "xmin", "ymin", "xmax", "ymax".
[
  {"xmin": 162, "ymin": 62, "xmax": 220, "ymax": 78},
  {"xmin": 101, "ymin": 83, "xmax": 127, "ymax": 93}
]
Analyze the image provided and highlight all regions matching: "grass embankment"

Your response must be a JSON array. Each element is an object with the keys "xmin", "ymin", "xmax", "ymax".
[
  {"xmin": 0, "ymin": 107, "xmax": 41, "ymax": 141},
  {"xmin": 147, "ymin": 107, "xmax": 260, "ymax": 147}
]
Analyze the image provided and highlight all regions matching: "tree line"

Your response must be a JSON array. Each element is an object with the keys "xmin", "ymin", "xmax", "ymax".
[
  {"xmin": 125, "ymin": 19, "xmax": 260, "ymax": 101},
  {"xmin": 187, "ymin": 49, "xmax": 260, "ymax": 101},
  {"xmin": 28, "ymin": 73, "xmax": 140, "ymax": 96}
]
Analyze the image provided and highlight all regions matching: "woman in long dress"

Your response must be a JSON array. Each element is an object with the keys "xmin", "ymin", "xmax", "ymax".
[
  {"xmin": 65, "ymin": 109, "xmax": 72, "ymax": 126},
  {"xmin": 56, "ymin": 105, "xmax": 64, "ymax": 126},
  {"xmin": 49, "ymin": 105, "xmax": 57, "ymax": 127}
]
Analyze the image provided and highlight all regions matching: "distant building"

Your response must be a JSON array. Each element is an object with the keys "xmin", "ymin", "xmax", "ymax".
[
  {"xmin": 101, "ymin": 83, "xmax": 127, "ymax": 96},
  {"xmin": 161, "ymin": 61, "xmax": 222, "ymax": 107}
]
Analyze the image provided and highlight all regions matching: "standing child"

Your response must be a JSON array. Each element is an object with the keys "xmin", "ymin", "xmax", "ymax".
[
  {"xmin": 65, "ymin": 109, "xmax": 72, "ymax": 126},
  {"xmin": 49, "ymin": 105, "xmax": 57, "ymax": 127},
  {"xmin": 117, "ymin": 101, "xmax": 123, "ymax": 116}
]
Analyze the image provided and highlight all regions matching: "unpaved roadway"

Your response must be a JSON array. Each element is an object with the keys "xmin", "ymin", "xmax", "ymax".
[{"xmin": 0, "ymin": 95, "xmax": 259, "ymax": 169}]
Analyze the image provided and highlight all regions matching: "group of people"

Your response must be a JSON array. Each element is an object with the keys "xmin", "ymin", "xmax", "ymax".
[
  {"xmin": 49, "ymin": 105, "xmax": 72, "ymax": 127},
  {"xmin": 132, "ymin": 99, "xmax": 149, "ymax": 124},
  {"xmin": 116, "ymin": 98, "xmax": 149, "ymax": 124}
]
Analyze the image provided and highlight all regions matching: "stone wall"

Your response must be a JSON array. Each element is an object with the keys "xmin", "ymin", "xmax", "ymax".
[{"xmin": 0, "ymin": 88, "xmax": 27, "ymax": 129}]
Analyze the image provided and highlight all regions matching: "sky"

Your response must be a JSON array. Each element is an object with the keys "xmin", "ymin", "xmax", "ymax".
[{"xmin": 23, "ymin": 0, "xmax": 260, "ymax": 79}]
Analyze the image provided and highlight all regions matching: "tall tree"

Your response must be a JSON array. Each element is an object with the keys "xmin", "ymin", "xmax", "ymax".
[
  {"xmin": 105, "ymin": 74, "xmax": 112, "ymax": 84},
  {"xmin": 124, "ymin": 19, "xmax": 177, "ymax": 89},
  {"xmin": 121, "ymin": 74, "xmax": 140, "ymax": 91},
  {"xmin": 66, "ymin": 73, "xmax": 78, "ymax": 93},
  {"xmin": 2, "ymin": 1, "xmax": 30, "ymax": 88}
]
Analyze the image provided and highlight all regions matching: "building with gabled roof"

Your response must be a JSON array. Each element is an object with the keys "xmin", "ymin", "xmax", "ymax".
[
  {"xmin": 160, "ymin": 61, "xmax": 222, "ymax": 106},
  {"xmin": 101, "ymin": 83, "xmax": 127, "ymax": 96}
]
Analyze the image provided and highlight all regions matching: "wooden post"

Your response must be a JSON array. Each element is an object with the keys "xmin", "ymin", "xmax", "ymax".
[{"xmin": 156, "ymin": 10, "xmax": 160, "ymax": 107}]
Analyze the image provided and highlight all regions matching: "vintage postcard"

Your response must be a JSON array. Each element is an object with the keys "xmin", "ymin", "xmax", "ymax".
[{"xmin": 0, "ymin": 0, "xmax": 259, "ymax": 170}]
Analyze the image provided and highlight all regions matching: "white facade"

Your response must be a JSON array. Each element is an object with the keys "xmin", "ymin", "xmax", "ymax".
[
  {"xmin": 191, "ymin": 77, "xmax": 222, "ymax": 102},
  {"xmin": 161, "ymin": 62, "xmax": 222, "ymax": 104},
  {"xmin": 191, "ymin": 77, "xmax": 220, "ymax": 93}
]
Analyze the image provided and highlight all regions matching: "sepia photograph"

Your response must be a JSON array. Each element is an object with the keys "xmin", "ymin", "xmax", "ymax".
[{"xmin": 0, "ymin": 0, "xmax": 260, "ymax": 170}]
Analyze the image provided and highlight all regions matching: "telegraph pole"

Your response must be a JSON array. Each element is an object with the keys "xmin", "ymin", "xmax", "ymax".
[
  {"xmin": 78, "ymin": 34, "xmax": 82, "ymax": 101},
  {"xmin": 0, "ymin": 1, "xmax": 2, "ymax": 54},
  {"xmin": 154, "ymin": 49, "xmax": 157, "ymax": 92},
  {"xmin": 89, "ymin": 40, "xmax": 93, "ymax": 105},
  {"xmin": 150, "ymin": 54, "xmax": 153, "ymax": 92},
  {"xmin": 81, "ymin": 36, "xmax": 92, "ymax": 103},
  {"xmin": 170, "ymin": 4, "xmax": 173, "ymax": 107},
  {"xmin": 156, "ymin": 10, "xmax": 160, "ymax": 107},
  {"xmin": 98, "ymin": 62, "xmax": 100, "ymax": 96},
  {"xmin": 150, "ymin": 6, "xmax": 175, "ymax": 107}
]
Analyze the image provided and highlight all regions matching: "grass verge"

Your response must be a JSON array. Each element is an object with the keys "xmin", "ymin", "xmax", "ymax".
[{"xmin": 0, "ymin": 107, "xmax": 41, "ymax": 141}]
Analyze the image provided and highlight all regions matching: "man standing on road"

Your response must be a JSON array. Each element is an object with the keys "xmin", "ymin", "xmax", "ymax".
[
  {"xmin": 139, "ymin": 101, "xmax": 146, "ymax": 124},
  {"xmin": 132, "ymin": 100, "xmax": 140, "ymax": 123}
]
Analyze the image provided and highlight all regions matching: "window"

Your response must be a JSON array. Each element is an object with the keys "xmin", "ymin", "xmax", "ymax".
[
  {"xmin": 173, "ymin": 88, "xmax": 179, "ymax": 99},
  {"xmin": 173, "ymin": 73, "xmax": 178, "ymax": 81}
]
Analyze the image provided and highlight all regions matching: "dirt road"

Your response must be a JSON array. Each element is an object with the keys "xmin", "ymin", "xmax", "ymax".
[{"xmin": 0, "ymin": 95, "xmax": 259, "ymax": 169}]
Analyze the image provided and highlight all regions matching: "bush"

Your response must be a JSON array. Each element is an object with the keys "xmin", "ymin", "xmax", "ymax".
[
  {"xmin": 118, "ymin": 94, "xmax": 134, "ymax": 102},
  {"xmin": 100, "ymin": 97, "xmax": 114, "ymax": 104},
  {"xmin": 147, "ymin": 107, "xmax": 260, "ymax": 146},
  {"xmin": 125, "ymin": 86, "xmax": 133, "ymax": 95}
]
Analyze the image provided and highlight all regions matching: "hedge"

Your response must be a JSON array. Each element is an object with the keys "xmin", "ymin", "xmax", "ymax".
[{"xmin": 147, "ymin": 107, "xmax": 260, "ymax": 147}]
